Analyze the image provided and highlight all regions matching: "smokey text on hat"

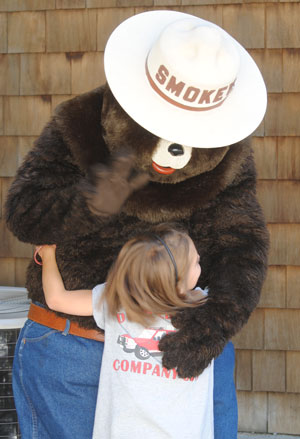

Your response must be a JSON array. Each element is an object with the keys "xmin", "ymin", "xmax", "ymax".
[{"xmin": 146, "ymin": 19, "xmax": 240, "ymax": 112}]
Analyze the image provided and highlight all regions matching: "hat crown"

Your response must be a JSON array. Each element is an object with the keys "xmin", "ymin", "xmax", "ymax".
[{"xmin": 148, "ymin": 19, "xmax": 240, "ymax": 91}]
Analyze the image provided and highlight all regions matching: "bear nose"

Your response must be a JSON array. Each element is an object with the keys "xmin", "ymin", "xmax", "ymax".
[{"xmin": 168, "ymin": 143, "xmax": 184, "ymax": 156}]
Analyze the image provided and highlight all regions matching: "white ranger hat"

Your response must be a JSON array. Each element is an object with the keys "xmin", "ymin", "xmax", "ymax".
[{"xmin": 104, "ymin": 10, "xmax": 267, "ymax": 148}]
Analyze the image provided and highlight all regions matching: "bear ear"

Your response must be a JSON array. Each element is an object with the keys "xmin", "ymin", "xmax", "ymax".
[
  {"xmin": 102, "ymin": 83, "xmax": 133, "ymax": 126},
  {"xmin": 102, "ymin": 83, "xmax": 119, "ymax": 119},
  {"xmin": 101, "ymin": 83, "xmax": 159, "ymax": 157},
  {"xmin": 53, "ymin": 86, "xmax": 109, "ymax": 169},
  {"xmin": 101, "ymin": 83, "xmax": 133, "ymax": 148}
]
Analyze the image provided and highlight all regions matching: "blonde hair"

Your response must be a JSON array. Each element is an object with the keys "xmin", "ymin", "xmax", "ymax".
[{"xmin": 100, "ymin": 226, "xmax": 203, "ymax": 326}]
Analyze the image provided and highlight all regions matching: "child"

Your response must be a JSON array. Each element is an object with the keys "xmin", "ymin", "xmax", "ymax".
[{"xmin": 38, "ymin": 227, "xmax": 214, "ymax": 439}]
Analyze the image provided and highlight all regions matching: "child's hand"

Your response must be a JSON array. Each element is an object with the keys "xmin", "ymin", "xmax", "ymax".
[
  {"xmin": 37, "ymin": 245, "xmax": 56, "ymax": 258},
  {"xmin": 34, "ymin": 245, "xmax": 57, "ymax": 265}
]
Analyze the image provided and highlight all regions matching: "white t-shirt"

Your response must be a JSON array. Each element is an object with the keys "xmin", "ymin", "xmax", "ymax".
[{"xmin": 92, "ymin": 284, "xmax": 214, "ymax": 439}]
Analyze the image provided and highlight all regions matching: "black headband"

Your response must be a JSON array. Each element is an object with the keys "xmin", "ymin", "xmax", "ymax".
[{"xmin": 153, "ymin": 234, "xmax": 178, "ymax": 284}]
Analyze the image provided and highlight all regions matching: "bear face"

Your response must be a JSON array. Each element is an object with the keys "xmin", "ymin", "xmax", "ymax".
[{"xmin": 101, "ymin": 85, "xmax": 229, "ymax": 185}]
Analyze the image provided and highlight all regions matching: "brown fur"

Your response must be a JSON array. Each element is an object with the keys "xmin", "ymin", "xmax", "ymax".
[{"xmin": 5, "ymin": 84, "xmax": 269, "ymax": 377}]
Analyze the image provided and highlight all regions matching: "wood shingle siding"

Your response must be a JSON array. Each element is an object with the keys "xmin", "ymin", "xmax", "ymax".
[{"xmin": 0, "ymin": 2, "xmax": 299, "ymax": 434}]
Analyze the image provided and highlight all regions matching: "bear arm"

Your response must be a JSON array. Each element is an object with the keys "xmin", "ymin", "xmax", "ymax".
[
  {"xmin": 5, "ymin": 120, "xmax": 108, "ymax": 245},
  {"xmin": 159, "ymin": 182, "xmax": 269, "ymax": 378}
]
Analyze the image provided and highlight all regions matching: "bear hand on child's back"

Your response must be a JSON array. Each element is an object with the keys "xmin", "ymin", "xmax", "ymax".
[{"xmin": 159, "ymin": 326, "xmax": 225, "ymax": 379}]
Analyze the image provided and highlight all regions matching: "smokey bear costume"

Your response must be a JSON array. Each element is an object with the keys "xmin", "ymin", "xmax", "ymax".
[{"xmin": 6, "ymin": 10, "xmax": 269, "ymax": 439}]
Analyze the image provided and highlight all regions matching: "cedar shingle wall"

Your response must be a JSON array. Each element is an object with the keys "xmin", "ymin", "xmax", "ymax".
[{"xmin": 0, "ymin": 1, "xmax": 299, "ymax": 434}]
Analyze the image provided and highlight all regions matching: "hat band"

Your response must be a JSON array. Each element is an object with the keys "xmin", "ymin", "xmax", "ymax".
[{"xmin": 146, "ymin": 61, "xmax": 236, "ymax": 112}]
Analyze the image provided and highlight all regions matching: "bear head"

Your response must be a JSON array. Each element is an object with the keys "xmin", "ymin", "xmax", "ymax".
[{"xmin": 101, "ymin": 85, "xmax": 232, "ymax": 185}]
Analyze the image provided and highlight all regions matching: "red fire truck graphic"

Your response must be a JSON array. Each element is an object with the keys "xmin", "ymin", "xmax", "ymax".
[{"xmin": 117, "ymin": 327, "xmax": 175, "ymax": 360}]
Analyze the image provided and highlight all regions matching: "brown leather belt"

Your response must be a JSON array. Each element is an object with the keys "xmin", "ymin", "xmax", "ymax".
[{"xmin": 28, "ymin": 303, "xmax": 105, "ymax": 342}]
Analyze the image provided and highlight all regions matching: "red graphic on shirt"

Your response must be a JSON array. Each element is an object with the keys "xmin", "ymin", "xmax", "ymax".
[
  {"xmin": 117, "ymin": 327, "xmax": 175, "ymax": 360},
  {"xmin": 114, "ymin": 313, "xmax": 196, "ymax": 381}
]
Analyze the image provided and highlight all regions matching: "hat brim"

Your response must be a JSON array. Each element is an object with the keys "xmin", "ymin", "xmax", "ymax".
[{"xmin": 104, "ymin": 10, "xmax": 267, "ymax": 148}]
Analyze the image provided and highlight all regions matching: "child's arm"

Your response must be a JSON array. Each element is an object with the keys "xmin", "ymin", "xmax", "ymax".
[{"xmin": 37, "ymin": 245, "xmax": 93, "ymax": 316}]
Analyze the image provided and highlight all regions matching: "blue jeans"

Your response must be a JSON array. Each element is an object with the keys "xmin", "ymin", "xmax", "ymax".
[
  {"xmin": 214, "ymin": 341, "xmax": 238, "ymax": 439},
  {"xmin": 13, "ymin": 319, "xmax": 104, "ymax": 439},
  {"xmin": 13, "ymin": 319, "xmax": 237, "ymax": 438}
]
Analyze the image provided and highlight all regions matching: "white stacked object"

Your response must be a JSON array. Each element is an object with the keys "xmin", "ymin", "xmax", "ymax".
[{"xmin": 0, "ymin": 287, "xmax": 30, "ymax": 439}]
